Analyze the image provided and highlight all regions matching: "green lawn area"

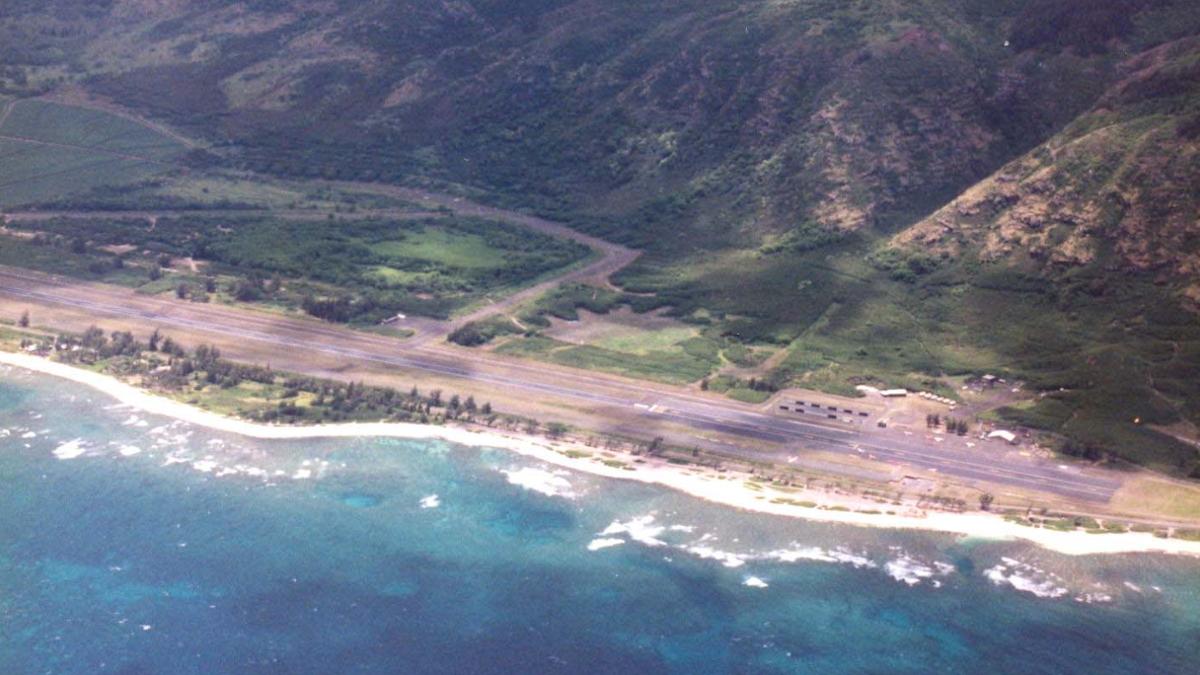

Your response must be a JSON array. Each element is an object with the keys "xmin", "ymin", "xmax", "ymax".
[
  {"xmin": 588, "ymin": 325, "xmax": 700, "ymax": 355},
  {"xmin": 364, "ymin": 266, "xmax": 430, "ymax": 287},
  {"xmin": 725, "ymin": 388, "xmax": 772, "ymax": 404},
  {"xmin": 494, "ymin": 334, "xmax": 717, "ymax": 384},
  {"xmin": 368, "ymin": 228, "xmax": 502, "ymax": 270}
]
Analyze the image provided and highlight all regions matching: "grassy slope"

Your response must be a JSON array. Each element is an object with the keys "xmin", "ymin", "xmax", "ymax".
[
  {"xmin": 0, "ymin": 99, "xmax": 185, "ymax": 207},
  {"xmin": 874, "ymin": 35, "xmax": 1200, "ymax": 474},
  {"xmin": 2, "ymin": 1, "xmax": 1104, "ymax": 232},
  {"xmin": 1, "ymin": 99, "xmax": 185, "ymax": 160}
]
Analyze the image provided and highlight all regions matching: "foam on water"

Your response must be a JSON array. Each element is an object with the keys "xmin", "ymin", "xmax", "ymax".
[
  {"xmin": 502, "ymin": 466, "xmax": 576, "ymax": 498},
  {"xmin": 685, "ymin": 544, "xmax": 749, "ymax": 568},
  {"xmin": 984, "ymin": 557, "xmax": 1070, "ymax": 598},
  {"xmin": 599, "ymin": 515, "xmax": 667, "ymax": 547},
  {"xmin": 6, "ymin": 369, "xmax": 1200, "ymax": 674},
  {"xmin": 419, "ymin": 494, "xmax": 441, "ymax": 509},
  {"xmin": 52, "ymin": 438, "xmax": 88, "ymax": 460},
  {"xmin": 762, "ymin": 546, "xmax": 877, "ymax": 569},
  {"xmin": 192, "ymin": 459, "xmax": 219, "ymax": 473},
  {"xmin": 587, "ymin": 538, "xmax": 625, "ymax": 551},
  {"xmin": 884, "ymin": 556, "xmax": 955, "ymax": 587}
]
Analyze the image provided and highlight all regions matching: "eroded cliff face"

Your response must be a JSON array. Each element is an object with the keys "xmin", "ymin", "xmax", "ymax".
[{"xmin": 891, "ymin": 36, "xmax": 1200, "ymax": 305}]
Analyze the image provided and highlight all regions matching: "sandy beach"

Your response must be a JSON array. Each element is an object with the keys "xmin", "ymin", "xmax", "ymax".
[{"xmin": 3, "ymin": 350, "xmax": 1199, "ymax": 557}]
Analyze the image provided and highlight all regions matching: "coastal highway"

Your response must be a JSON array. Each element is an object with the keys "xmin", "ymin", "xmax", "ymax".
[{"xmin": 0, "ymin": 267, "xmax": 1121, "ymax": 503}]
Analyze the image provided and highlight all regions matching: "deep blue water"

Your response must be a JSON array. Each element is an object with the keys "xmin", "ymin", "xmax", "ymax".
[{"xmin": 2, "ymin": 366, "xmax": 1199, "ymax": 674}]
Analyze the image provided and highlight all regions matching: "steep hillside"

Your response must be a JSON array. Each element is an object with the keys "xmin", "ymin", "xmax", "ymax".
[
  {"xmin": 1, "ymin": 0, "xmax": 1159, "ymax": 240},
  {"xmin": 894, "ymin": 35, "xmax": 1200, "ymax": 303},
  {"xmin": 879, "ymin": 33, "xmax": 1200, "ymax": 474}
]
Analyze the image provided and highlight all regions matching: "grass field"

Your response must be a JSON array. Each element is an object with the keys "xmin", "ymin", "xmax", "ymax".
[
  {"xmin": 499, "ymin": 284, "xmax": 810, "ymax": 386},
  {"xmin": 28, "ymin": 172, "xmax": 420, "ymax": 212},
  {"xmin": 0, "ymin": 140, "xmax": 167, "ymax": 208},
  {"xmin": 0, "ymin": 100, "xmax": 185, "ymax": 161},
  {"xmin": 543, "ymin": 307, "xmax": 700, "ymax": 352},
  {"xmin": 367, "ymin": 228, "xmax": 509, "ymax": 270},
  {"xmin": 0, "ymin": 99, "xmax": 187, "ymax": 208},
  {"xmin": 589, "ymin": 325, "xmax": 699, "ymax": 355},
  {"xmin": 494, "ymin": 334, "xmax": 718, "ymax": 385},
  {"xmin": 1109, "ymin": 478, "xmax": 1200, "ymax": 520}
]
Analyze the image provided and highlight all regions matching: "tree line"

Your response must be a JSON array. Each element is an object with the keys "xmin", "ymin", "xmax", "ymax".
[{"xmin": 926, "ymin": 413, "xmax": 970, "ymax": 436}]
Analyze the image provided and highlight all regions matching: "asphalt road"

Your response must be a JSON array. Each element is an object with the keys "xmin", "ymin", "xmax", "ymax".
[{"xmin": 0, "ymin": 267, "xmax": 1122, "ymax": 503}]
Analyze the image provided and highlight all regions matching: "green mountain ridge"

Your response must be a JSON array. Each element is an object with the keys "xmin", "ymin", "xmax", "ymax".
[{"xmin": 2, "ymin": 0, "xmax": 1159, "ymax": 235}]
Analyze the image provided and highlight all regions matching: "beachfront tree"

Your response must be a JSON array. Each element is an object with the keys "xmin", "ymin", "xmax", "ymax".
[
  {"xmin": 232, "ymin": 275, "xmax": 263, "ymax": 302},
  {"xmin": 648, "ymin": 436, "xmax": 664, "ymax": 455},
  {"xmin": 979, "ymin": 493, "xmax": 994, "ymax": 511},
  {"xmin": 82, "ymin": 325, "xmax": 107, "ymax": 350}
]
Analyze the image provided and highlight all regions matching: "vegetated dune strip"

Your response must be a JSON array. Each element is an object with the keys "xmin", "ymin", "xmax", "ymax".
[{"xmin": 3, "ymin": 350, "xmax": 1199, "ymax": 558}]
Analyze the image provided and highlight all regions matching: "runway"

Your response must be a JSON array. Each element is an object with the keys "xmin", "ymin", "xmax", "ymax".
[{"xmin": 0, "ymin": 267, "xmax": 1122, "ymax": 502}]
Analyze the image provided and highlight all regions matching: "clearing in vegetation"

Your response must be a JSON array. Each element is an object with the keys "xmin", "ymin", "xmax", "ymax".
[
  {"xmin": 27, "ymin": 173, "xmax": 420, "ymax": 213},
  {"xmin": 0, "ymin": 99, "xmax": 188, "ymax": 208},
  {"xmin": 481, "ymin": 283, "xmax": 782, "ymax": 386}
]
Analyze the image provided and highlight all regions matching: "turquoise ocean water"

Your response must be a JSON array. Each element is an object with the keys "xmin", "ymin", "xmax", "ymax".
[{"xmin": 1, "ymin": 365, "xmax": 1199, "ymax": 674}]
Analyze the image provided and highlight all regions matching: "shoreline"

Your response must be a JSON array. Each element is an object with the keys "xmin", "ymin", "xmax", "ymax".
[{"xmin": 3, "ymin": 350, "xmax": 1200, "ymax": 558}]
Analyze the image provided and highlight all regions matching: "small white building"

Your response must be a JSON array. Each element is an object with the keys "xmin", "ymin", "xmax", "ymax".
[{"xmin": 987, "ymin": 430, "xmax": 1018, "ymax": 445}]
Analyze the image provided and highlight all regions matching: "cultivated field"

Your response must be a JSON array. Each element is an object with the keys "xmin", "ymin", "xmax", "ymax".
[{"xmin": 0, "ymin": 99, "xmax": 187, "ymax": 208}]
